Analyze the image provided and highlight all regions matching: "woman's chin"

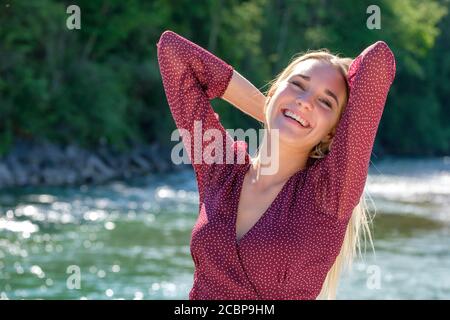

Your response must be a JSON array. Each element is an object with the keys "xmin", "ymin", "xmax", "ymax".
[
  {"xmin": 276, "ymin": 128, "xmax": 309, "ymax": 148},
  {"xmin": 266, "ymin": 118, "xmax": 315, "ymax": 147},
  {"xmin": 276, "ymin": 122, "xmax": 309, "ymax": 139}
]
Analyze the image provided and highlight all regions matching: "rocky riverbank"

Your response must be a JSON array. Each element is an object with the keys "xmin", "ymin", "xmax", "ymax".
[{"xmin": 0, "ymin": 139, "xmax": 187, "ymax": 189}]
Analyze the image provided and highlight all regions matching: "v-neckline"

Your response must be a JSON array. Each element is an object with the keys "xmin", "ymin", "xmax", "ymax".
[{"xmin": 233, "ymin": 162, "xmax": 303, "ymax": 246}]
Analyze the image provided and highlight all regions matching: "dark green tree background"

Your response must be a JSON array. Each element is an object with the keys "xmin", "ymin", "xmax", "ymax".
[{"xmin": 1, "ymin": 0, "xmax": 449, "ymax": 156}]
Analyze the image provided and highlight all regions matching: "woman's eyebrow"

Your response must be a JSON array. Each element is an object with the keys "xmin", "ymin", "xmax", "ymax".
[
  {"xmin": 293, "ymin": 74, "xmax": 310, "ymax": 81},
  {"xmin": 293, "ymin": 74, "xmax": 339, "ymax": 107}
]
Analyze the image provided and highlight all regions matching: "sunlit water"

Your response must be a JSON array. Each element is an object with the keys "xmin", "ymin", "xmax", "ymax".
[{"xmin": 0, "ymin": 157, "xmax": 449, "ymax": 300}]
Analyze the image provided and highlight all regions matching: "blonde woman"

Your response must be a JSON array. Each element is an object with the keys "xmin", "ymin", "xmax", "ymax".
[{"xmin": 157, "ymin": 30, "xmax": 396, "ymax": 299}]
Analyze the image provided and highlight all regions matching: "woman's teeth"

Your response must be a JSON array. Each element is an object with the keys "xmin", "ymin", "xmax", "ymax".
[{"xmin": 283, "ymin": 110, "xmax": 310, "ymax": 128}]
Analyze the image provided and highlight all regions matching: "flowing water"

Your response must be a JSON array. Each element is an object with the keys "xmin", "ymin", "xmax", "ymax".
[{"xmin": 0, "ymin": 157, "xmax": 449, "ymax": 299}]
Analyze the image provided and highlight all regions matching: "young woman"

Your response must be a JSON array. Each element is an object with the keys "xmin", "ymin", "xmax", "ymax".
[{"xmin": 157, "ymin": 30, "xmax": 395, "ymax": 300}]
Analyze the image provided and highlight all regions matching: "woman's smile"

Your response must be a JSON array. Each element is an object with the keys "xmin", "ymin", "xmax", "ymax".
[{"xmin": 281, "ymin": 108, "xmax": 312, "ymax": 129}]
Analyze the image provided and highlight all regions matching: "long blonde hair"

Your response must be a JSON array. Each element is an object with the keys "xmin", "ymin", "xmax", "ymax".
[{"xmin": 263, "ymin": 50, "xmax": 375, "ymax": 299}]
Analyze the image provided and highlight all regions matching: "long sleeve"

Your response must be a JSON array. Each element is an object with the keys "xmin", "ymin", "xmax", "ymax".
[
  {"xmin": 305, "ymin": 41, "xmax": 396, "ymax": 222},
  {"xmin": 156, "ymin": 30, "xmax": 238, "ymax": 199}
]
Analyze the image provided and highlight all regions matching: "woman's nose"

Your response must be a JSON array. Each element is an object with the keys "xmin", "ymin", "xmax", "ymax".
[{"xmin": 295, "ymin": 94, "xmax": 313, "ymax": 110}]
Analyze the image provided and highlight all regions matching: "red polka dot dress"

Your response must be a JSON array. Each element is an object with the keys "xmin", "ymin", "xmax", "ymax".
[{"xmin": 156, "ymin": 30, "xmax": 396, "ymax": 300}]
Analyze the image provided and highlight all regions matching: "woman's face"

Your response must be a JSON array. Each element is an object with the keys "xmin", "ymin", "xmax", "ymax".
[{"xmin": 265, "ymin": 59, "xmax": 347, "ymax": 153}]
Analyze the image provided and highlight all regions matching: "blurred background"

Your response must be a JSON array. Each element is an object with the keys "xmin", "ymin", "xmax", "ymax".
[{"xmin": 0, "ymin": 0, "xmax": 449, "ymax": 299}]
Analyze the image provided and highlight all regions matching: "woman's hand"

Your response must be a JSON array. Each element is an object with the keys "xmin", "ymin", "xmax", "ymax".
[{"xmin": 221, "ymin": 70, "xmax": 267, "ymax": 123}]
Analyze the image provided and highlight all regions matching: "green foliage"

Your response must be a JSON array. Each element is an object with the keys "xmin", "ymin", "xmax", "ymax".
[{"xmin": 0, "ymin": 0, "xmax": 449, "ymax": 156}]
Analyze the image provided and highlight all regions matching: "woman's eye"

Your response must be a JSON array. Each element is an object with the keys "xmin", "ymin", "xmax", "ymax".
[
  {"xmin": 319, "ymin": 99, "xmax": 332, "ymax": 108},
  {"xmin": 291, "ymin": 81, "xmax": 304, "ymax": 90}
]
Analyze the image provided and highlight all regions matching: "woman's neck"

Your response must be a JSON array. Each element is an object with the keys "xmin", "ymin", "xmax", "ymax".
[{"xmin": 248, "ymin": 131, "xmax": 310, "ymax": 190}]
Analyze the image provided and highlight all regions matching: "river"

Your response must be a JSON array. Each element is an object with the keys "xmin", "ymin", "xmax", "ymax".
[{"xmin": 0, "ymin": 157, "xmax": 449, "ymax": 299}]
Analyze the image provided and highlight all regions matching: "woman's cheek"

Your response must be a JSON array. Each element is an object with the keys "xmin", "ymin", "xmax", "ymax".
[{"xmin": 318, "ymin": 107, "xmax": 334, "ymax": 123}]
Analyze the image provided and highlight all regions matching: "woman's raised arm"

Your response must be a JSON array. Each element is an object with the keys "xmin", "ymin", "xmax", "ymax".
[
  {"xmin": 305, "ymin": 41, "xmax": 396, "ymax": 223},
  {"xmin": 157, "ymin": 30, "xmax": 249, "ymax": 201}
]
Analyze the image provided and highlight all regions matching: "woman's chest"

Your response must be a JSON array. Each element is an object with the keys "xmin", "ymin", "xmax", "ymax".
[
  {"xmin": 235, "ymin": 180, "xmax": 286, "ymax": 242},
  {"xmin": 191, "ymin": 164, "xmax": 344, "ymax": 256}
]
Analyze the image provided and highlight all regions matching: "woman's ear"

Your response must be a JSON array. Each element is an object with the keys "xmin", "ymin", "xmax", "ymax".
[{"xmin": 323, "ymin": 130, "xmax": 335, "ymax": 144}]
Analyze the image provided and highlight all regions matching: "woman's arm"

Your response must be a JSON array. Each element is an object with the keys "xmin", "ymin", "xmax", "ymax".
[
  {"xmin": 221, "ymin": 70, "xmax": 267, "ymax": 123},
  {"xmin": 157, "ymin": 30, "xmax": 237, "ymax": 199},
  {"xmin": 304, "ymin": 41, "xmax": 396, "ymax": 223}
]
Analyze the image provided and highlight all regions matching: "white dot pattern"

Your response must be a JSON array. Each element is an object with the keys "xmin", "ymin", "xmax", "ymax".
[{"xmin": 157, "ymin": 30, "xmax": 396, "ymax": 300}]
